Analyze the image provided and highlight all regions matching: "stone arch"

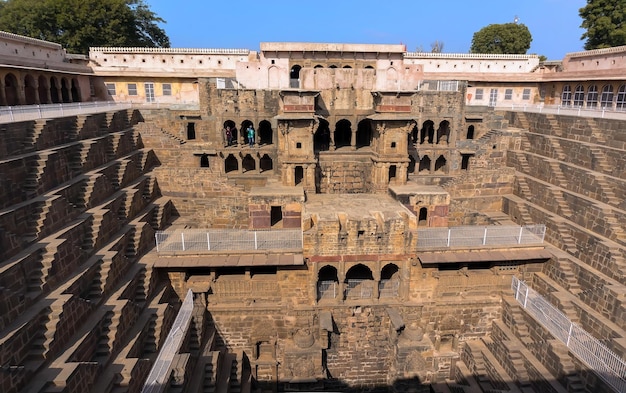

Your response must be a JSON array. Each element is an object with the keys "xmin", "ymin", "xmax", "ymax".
[
  {"xmin": 60, "ymin": 78, "xmax": 71, "ymax": 103},
  {"xmin": 420, "ymin": 120, "xmax": 434, "ymax": 144},
  {"xmin": 314, "ymin": 118, "xmax": 331, "ymax": 151},
  {"xmin": 381, "ymin": 263, "xmax": 399, "ymax": 280},
  {"xmin": 290, "ymin": 64, "xmax": 302, "ymax": 88},
  {"xmin": 386, "ymin": 67, "xmax": 398, "ymax": 88},
  {"xmin": 334, "ymin": 119, "xmax": 352, "ymax": 149},
  {"xmin": 434, "ymin": 155, "xmax": 446, "ymax": 172},
  {"xmin": 314, "ymin": 64, "xmax": 324, "ymax": 69},
  {"xmin": 71, "ymin": 78, "xmax": 81, "ymax": 102},
  {"xmin": 317, "ymin": 265, "xmax": 339, "ymax": 301},
  {"xmin": 355, "ymin": 119, "xmax": 371, "ymax": 148},
  {"xmin": 4, "ymin": 73, "xmax": 19, "ymax": 106},
  {"xmin": 466, "ymin": 125, "xmax": 475, "ymax": 140},
  {"xmin": 50, "ymin": 76, "xmax": 60, "ymax": 103},
  {"xmin": 345, "ymin": 263, "xmax": 374, "ymax": 300},
  {"xmin": 419, "ymin": 155, "xmax": 430, "ymax": 172},
  {"xmin": 38, "ymin": 75, "xmax": 49, "ymax": 104},
  {"xmin": 268, "ymin": 65, "xmax": 281, "ymax": 89},
  {"xmin": 224, "ymin": 154, "xmax": 238, "ymax": 173},
  {"xmin": 379, "ymin": 263, "xmax": 400, "ymax": 298},
  {"xmin": 418, "ymin": 207, "xmax": 428, "ymax": 226},
  {"xmin": 260, "ymin": 154, "xmax": 273, "ymax": 172},
  {"xmin": 241, "ymin": 120, "xmax": 254, "ymax": 145},
  {"xmin": 436, "ymin": 120, "xmax": 450, "ymax": 144},
  {"xmin": 224, "ymin": 120, "xmax": 238, "ymax": 143},
  {"xmin": 242, "ymin": 154, "xmax": 256, "ymax": 172},
  {"xmin": 24, "ymin": 74, "xmax": 37, "ymax": 105},
  {"xmin": 258, "ymin": 120, "xmax": 273, "ymax": 145}
]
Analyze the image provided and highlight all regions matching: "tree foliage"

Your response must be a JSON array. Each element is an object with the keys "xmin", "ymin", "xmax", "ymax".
[
  {"xmin": 0, "ymin": 0, "xmax": 169, "ymax": 54},
  {"xmin": 470, "ymin": 23, "xmax": 532, "ymax": 54},
  {"xmin": 579, "ymin": 0, "xmax": 626, "ymax": 50}
]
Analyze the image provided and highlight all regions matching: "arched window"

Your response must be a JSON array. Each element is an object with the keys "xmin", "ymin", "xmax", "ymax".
[
  {"xmin": 258, "ymin": 120, "xmax": 273, "ymax": 145},
  {"xmin": 466, "ymin": 125, "xmax": 475, "ymax": 140},
  {"xmin": 600, "ymin": 85, "xmax": 614, "ymax": 108},
  {"xmin": 38, "ymin": 75, "xmax": 49, "ymax": 104},
  {"xmin": 435, "ymin": 155, "xmax": 446, "ymax": 172},
  {"xmin": 419, "ymin": 156, "xmax": 431, "ymax": 172},
  {"xmin": 421, "ymin": 120, "xmax": 434, "ymax": 144},
  {"xmin": 242, "ymin": 154, "xmax": 255, "ymax": 172},
  {"xmin": 260, "ymin": 154, "xmax": 273, "ymax": 172},
  {"xmin": 314, "ymin": 64, "xmax": 324, "ymax": 69},
  {"xmin": 355, "ymin": 119, "xmax": 371, "ymax": 148},
  {"xmin": 50, "ymin": 76, "xmax": 60, "ymax": 103},
  {"xmin": 317, "ymin": 266, "xmax": 339, "ymax": 301},
  {"xmin": 561, "ymin": 85, "xmax": 572, "ymax": 106},
  {"xmin": 436, "ymin": 120, "xmax": 450, "ymax": 144},
  {"xmin": 60, "ymin": 78, "xmax": 71, "ymax": 103},
  {"xmin": 24, "ymin": 75, "xmax": 37, "ymax": 105},
  {"xmin": 345, "ymin": 264, "xmax": 374, "ymax": 300},
  {"xmin": 200, "ymin": 154, "xmax": 209, "ymax": 167},
  {"xmin": 379, "ymin": 263, "xmax": 400, "ymax": 298},
  {"xmin": 418, "ymin": 208, "xmax": 428, "ymax": 226},
  {"xmin": 573, "ymin": 85, "xmax": 585, "ymax": 107},
  {"xmin": 224, "ymin": 120, "xmax": 237, "ymax": 144},
  {"xmin": 71, "ymin": 79, "xmax": 81, "ymax": 102},
  {"xmin": 616, "ymin": 85, "xmax": 626, "ymax": 110},
  {"xmin": 224, "ymin": 154, "xmax": 238, "ymax": 173},
  {"xmin": 289, "ymin": 65, "xmax": 301, "ymax": 88},
  {"xmin": 314, "ymin": 118, "xmax": 331, "ymax": 151},
  {"xmin": 586, "ymin": 85, "xmax": 598, "ymax": 108},
  {"xmin": 334, "ymin": 119, "xmax": 352, "ymax": 149},
  {"xmin": 4, "ymin": 73, "xmax": 19, "ymax": 106}
]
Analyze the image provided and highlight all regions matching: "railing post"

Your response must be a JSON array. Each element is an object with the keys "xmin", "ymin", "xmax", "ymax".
[
  {"xmin": 523, "ymin": 285, "xmax": 529, "ymax": 308},
  {"xmin": 483, "ymin": 227, "xmax": 488, "ymax": 245},
  {"xmin": 254, "ymin": 231, "xmax": 258, "ymax": 250},
  {"xmin": 37, "ymin": 104, "xmax": 42, "ymax": 118},
  {"xmin": 9, "ymin": 106, "xmax": 14, "ymax": 121},
  {"xmin": 155, "ymin": 233, "xmax": 160, "ymax": 252},
  {"xmin": 447, "ymin": 229, "xmax": 451, "ymax": 247},
  {"xmin": 207, "ymin": 232, "xmax": 211, "ymax": 251},
  {"xmin": 518, "ymin": 226, "xmax": 524, "ymax": 244},
  {"xmin": 181, "ymin": 233, "xmax": 185, "ymax": 251},
  {"xmin": 566, "ymin": 321, "xmax": 574, "ymax": 347}
]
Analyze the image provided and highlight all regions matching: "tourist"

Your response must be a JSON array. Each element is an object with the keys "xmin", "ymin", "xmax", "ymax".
[
  {"xmin": 247, "ymin": 125, "xmax": 255, "ymax": 147},
  {"xmin": 225, "ymin": 126, "xmax": 233, "ymax": 146}
]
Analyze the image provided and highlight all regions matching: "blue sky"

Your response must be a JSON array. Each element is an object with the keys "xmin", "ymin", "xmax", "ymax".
[{"xmin": 145, "ymin": 0, "xmax": 588, "ymax": 60}]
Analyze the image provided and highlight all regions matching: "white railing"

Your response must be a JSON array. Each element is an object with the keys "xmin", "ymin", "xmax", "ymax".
[
  {"xmin": 417, "ymin": 224, "xmax": 546, "ymax": 249},
  {"xmin": 345, "ymin": 279, "xmax": 374, "ymax": 299},
  {"xmin": 485, "ymin": 103, "xmax": 626, "ymax": 120},
  {"xmin": 512, "ymin": 277, "xmax": 626, "ymax": 393},
  {"xmin": 155, "ymin": 229, "xmax": 303, "ymax": 253},
  {"xmin": 0, "ymin": 101, "xmax": 131, "ymax": 124},
  {"xmin": 318, "ymin": 280, "xmax": 338, "ymax": 300},
  {"xmin": 141, "ymin": 289, "xmax": 194, "ymax": 393},
  {"xmin": 417, "ymin": 80, "xmax": 463, "ymax": 92},
  {"xmin": 379, "ymin": 279, "xmax": 400, "ymax": 298}
]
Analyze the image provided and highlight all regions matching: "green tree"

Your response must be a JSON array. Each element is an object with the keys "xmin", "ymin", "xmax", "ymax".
[
  {"xmin": 470, "ymin": 23, "xmax": 532, "ymax": 54},
  {"xmin": 579, "ymin": 0, "xmax": 626, "ymax": 50},
  {"xmin": 0, "ymin": 0, "xmax": 169, "ymax": 54}
]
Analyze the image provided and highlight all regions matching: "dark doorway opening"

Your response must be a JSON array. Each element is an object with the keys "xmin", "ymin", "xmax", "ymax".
[
  {"xmin": 295, "ymin": 166, "xmax": 304, "ymax": 185},
  {"xmin": 271, "ymin": 206, "xmax": 283, "ymax": 227},
  {"xmin": 200, "ymin": 154, "xmax": 209, "ymax": 167},
  {"xmin": 419, "ymin": 208, "xmax": 428, "ymax": 226},
  {"xmin": 187, "ymin": 123, "xmax": 196, "ymax": 140}
]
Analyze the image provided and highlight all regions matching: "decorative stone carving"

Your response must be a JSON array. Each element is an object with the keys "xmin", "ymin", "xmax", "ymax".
[{"xmin": 293, "ymin": 328, "xmax": 315, "ymax": 348}]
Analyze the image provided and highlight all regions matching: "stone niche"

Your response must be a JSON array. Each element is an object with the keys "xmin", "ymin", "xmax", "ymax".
[
  {"xmin": 282, "ymin": 326, "xmax": 324, "ymax": 383},
  {"xmin": 389, "ymin": 184, "xmax": 450, "ymax": 227},
  {"xmin": 248, "ymin": 186, "xmax": 304, "ymax": 229}
]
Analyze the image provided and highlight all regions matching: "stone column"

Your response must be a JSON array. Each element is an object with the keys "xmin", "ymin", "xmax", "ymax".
[
  {"xmin": 237, "ymin": 155, "xmax": 243, "ymax": 174},
  {"xmin": 16, "ymin": 75, "xmax": 26, "ymax": 105},
  {"xmin": 254, "ymin": 155, "xmax": 260, "ymax": 173},
  {"xmin": 0, "ymin": 77, "xmax": 6, "ymax": 106},
  {"xmin": 350, "ymin": 129, "xmax": 356, "ymax": 150},
  {"xmin": 33, "ymin": 78, "xmax": 41, "ymax": 104},
  {"xmin": 337, "ymin": 269, "xmax": 345, "ymax": 304},
  {"xmin": 329, "ymin": 131, "xmax": 335, "ymax": 151},
  {"xmin": 399, "ymin": 163, "xmax": 408, "ymax": 185},
  {"xmin": 429, "ymin": 158, "xmax": 435, "ymax": 173}
]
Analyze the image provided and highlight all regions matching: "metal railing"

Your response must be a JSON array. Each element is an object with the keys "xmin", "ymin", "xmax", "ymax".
[
  {"xmin": 417, "ymin": 224, "xmax": 546, "ymax": 249},
  {"xmin": 0, "ymin": 101, "xmax": 132, "ymax": 124},
  {"xmin": 379, "ymin": 279, "xmax": 400, "ymax": 298},
  {"xmin": 512, "ymin": 277, "xmax": 626, "ymax": 393},
  {"xmin": 141, "ymin": 289, "xmax": 194, "ymax": 393},
  {"xmin": 345, "ymin": 279, "xmax": 374, "ymax": 299},
  {"xmin": 318, "ymin": 280, "xmax": 338, "ymax": 300},
  {"xmin": 484, "ymin": 103, "xmax": 626, "ymax": 120},
  {"xmin": 155, "ymin": 228, "xmax": 303, "ymax": 253},
  {"xmin": 417, "ymin": 80, "xmax": 463, "ymax": 92}
]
